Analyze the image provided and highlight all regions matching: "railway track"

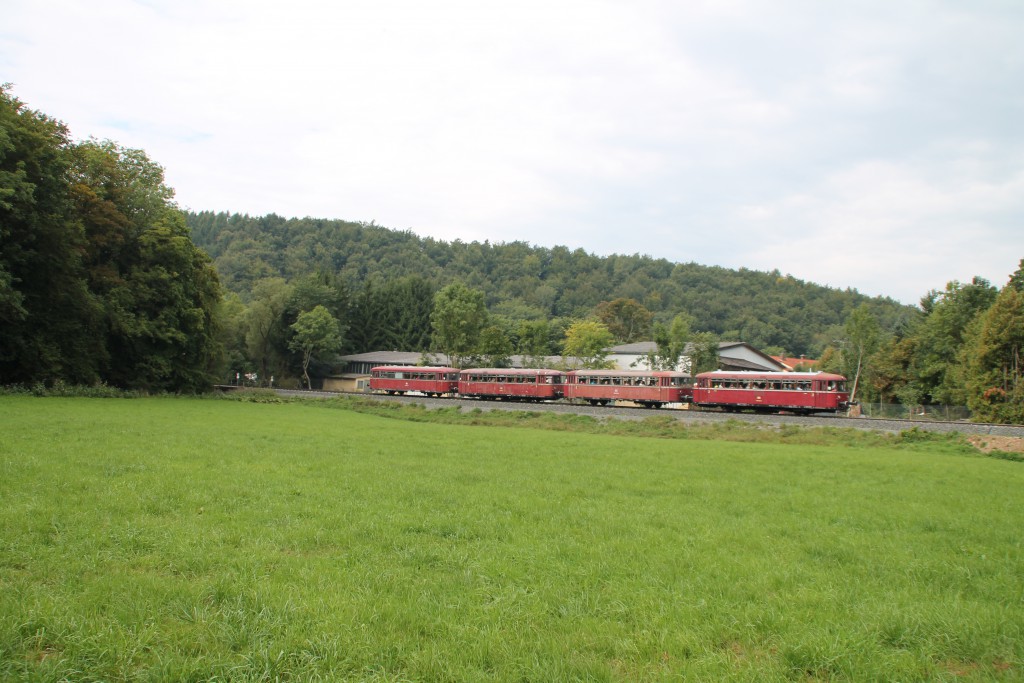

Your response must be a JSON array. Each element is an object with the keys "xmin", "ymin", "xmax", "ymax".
[{"xmin": 264, "ymin": 387, "xmax": 1024, "ymax": 439}]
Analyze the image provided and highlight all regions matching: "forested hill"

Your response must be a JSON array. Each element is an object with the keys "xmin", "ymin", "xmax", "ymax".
[{"xmin": 187, "ymin": 211, "xmax": 911, "ymax": 357}]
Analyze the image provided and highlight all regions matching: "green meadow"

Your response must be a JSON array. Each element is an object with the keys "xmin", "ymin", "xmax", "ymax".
[{"xmin": 1, "ymin": 396, "xmax": 1022, "ymax": 681}]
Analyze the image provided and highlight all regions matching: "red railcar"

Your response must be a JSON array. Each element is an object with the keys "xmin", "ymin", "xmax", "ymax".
[
  {"xmin": 565, "ymin": 369, "xmax": 693, "ymax": 408},
  {"xmin": 693, "ymin": 371, "xmax": 850, "ymax": 414},
  {"xmin": 370, "ymin": 366, "xmax": 460, "ymax": 396},
  {"xmin": 458, "ymin": 368, "xmax": 565, "ymax": 401}
]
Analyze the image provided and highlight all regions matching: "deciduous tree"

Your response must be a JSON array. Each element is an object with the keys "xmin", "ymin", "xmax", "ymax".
[
  {"xmin": 477, "ymin": 325, "xmax": 514, "ymax": 367},
  {"xmin": 518, "ymin": 319, "xmax": 555, "ymax": 368},
  {"xmin": 843, "ymin": 304, "xmax": 882, "ymax": 404},
  {"xmin": 595, "ymin": 298, "xmax": 653, "ymax": 343},
  {"xmin": 289, "ymin": 305, "xmax": 342, "ymax": 389},
  {"xmin": 687, "ymin": 332, "xmax": 720, "ymax": 375},
  {"xmin": 430, "ymin": 281, "xmax": 487, "ymax": 368},
  {"xmin": 646, "ymin": 313, "xmax": 693, "ymax": 370},
  {"xmin": 962, "ymin": 287, "xmax": 1024, "ymax": 423},
  {"xmin": 562, "ymin": 321, "xmax": 615, "ymax": 369},
  {"xmin": 244, "ymin": 278, "xmax": 294, "ymax": 382}
]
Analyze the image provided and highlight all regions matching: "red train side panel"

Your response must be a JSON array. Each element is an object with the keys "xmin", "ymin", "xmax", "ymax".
[
  {"xmin": 565, "ymin": 370, "xmax": 693, "ymax": 407},
  {"xmin": 370, "ymin": 366, "xmax": 460, "ymax": 396},
  {"xmin": 458, "ymin": 368, "xmax": 565, "ymax": 401},
  {"xmin": 693, "ymin": 371, "xmax": 850, "ymax": 414}
]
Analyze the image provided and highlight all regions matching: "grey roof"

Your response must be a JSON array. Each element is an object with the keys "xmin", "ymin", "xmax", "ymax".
[
  {"xmin": 719, "ymin": 357, "xmax": 779, "ymax": 371},
  {"xmin": 337, "ymin": 351, "xmax": 445, "ymax": 365},
  {"xmin": 341, "ymin": 341, "xmax": 784, "ymax": 374},
  {"xmin": 609, "ymin": 341, "xmax": 657, "ymax": 354},
  {"xmin": 611, "ymin": 340, "xmax": 756, "ymax": 355}
]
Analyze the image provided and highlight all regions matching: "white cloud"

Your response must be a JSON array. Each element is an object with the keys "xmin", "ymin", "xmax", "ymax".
[{"xmin": 3, "ymin": 0, "xmax": 1023, "ymax": 304}]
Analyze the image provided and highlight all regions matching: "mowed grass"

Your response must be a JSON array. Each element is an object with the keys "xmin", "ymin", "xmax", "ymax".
[{"xmin": 1, "ymin": 397, "xmax": 1022, "ymax": 681}]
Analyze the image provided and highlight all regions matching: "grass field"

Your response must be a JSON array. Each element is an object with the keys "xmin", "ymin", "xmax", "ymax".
[{"xmin": 1, "ymin": 395, "xmax": 1022, "ymax": 681}]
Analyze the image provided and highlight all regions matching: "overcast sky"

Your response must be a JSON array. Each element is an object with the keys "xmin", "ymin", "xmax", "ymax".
[{"xmin": 4, "ymin": 0, "xmax": 1023, "ymax": 305}]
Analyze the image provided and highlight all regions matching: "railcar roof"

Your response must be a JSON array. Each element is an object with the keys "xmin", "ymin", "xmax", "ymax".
[
  {"xmin": 460, "ymin": 368, "xmax": 564, "ymax": 375},
  {"xmin": 371, "ymin": 366, "xmax": 458, "ymax": 372},
  {"xmin": 567, "ymin": 369, "xmax": 691, "ymax": 377},
  {"xmin": 696, "ymin": 370, "xmax": 847, "ymax": 381}
]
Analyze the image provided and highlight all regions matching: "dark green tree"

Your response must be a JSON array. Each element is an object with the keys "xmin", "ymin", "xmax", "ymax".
[
  {"xmin": 912, "ymin": 278, "xmax": 997, "ymax": 404},
  {"xmin": 1007, "ymin": 259, "xmax": 1024, "ymax": 293},
  {"xmin": 243, "ymin": 278, "xmax": 294, "ymax": 383},
  {"xmin": 595, "ymin": 297, "xmax": 653, "ymax": 343},
  {"xmin": 962, "ymin": 286, "xmax": 1024, "ymax": 423},
  {"xmin": 477, "ymin": 325, "xmax": 514, "ymax": 367},
  {"xmin": 1, "ymin": 88, "xmax": 221, "ymax": 391},
  {"xmin": 0, "ymin": 85, "xmax": 103, "ymax": 385},
  {"xmin": 71, "ymin": 139, "xmax": 223, "ymax": 392}
]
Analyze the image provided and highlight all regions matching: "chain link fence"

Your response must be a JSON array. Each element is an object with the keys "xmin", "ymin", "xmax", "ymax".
[{"xmin": 858, "ymin": 403, "xmax": 972, "ymax": 422}]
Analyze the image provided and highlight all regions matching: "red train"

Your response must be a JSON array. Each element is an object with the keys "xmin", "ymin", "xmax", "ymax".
[
  {"xmin": 564, "ymin": 369, "xmax": 693, "ymax": 408},
  {"xmin": 692, "ymin": 371, "xmax": 851, "ymax": 414},
  {"xmin": 369, "ymin": 366, "xmax": 460, "ymax": 396},
  {"xmin": 369, "ymin": 366, "xmax": 851, "ymax": 415},
  {"xmin": 458, "ymin": 368, "xmax": 565, "ymax": 401}
]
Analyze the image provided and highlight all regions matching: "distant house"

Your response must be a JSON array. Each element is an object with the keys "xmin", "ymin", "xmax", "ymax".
[{"xmin": 609, "ymin": 341, "xmax": 787, "ymax": 373}]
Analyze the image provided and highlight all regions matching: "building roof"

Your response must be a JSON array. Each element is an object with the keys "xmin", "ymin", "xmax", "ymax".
[
  {"xmin": 340, "ymin": 341, "xmax": 786, "ymax": 375},
  {"xmin": 720, "ymin": 357, "xmax": 777, "ymax": 371},
  {"xmin": 771, "ymin": 356, "xmax": 820, "ymax": 370},
  {"xmin": 337, "ymin": 351, "xmax": 443, "ymax": 365},
  {"xmin": 609, "ymin": 341, "xmax": 786, "ymax": 371},
  {"xmin": 609, "ymin": 341, "xmax": 657, "ymax": 354}
]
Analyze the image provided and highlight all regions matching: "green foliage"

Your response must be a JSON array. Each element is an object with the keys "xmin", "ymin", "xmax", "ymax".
[
  {"xmin": 517, "ymin": 319, "xmax": 558, "ymax": 367},
  {"xmin": 242, "ymin": 277, "xmax": 293, "ymax": 382},
  {"xmin": 0, "ymin": 87, "xmax": 222, "ymax": 392},
  {"xmin": 430, "ymin": 281, "xmax": 488, "ymax": 368},
  {"xmin": 289, "ymin": 305, "xmax": 342, "ymax": 388},
  {"xmin": 867, "ymin": 270, "xmax": 1024, "ymax": 422},
  {"xmin": 0, "ymin": 85, "xmax": 101, "ymax": 385},
  {"xmin": 594, "ymin": 297, "xmax": 653, "ymax": 342},
  {"xmin": 477, "ymin": 325, "xmax": 514, "ymax": 367},
  {"xmin": 648, "ymin": 312, "xmax": 694, "ymax": 370},
  {"xmin": 187, "ymin": 212, "xmax": 911, "ymax": 358},
  {"xmin": 348, "ymin": 275, "xmax": 434, "ymax": 353},
  {"xmin": 1007, "ymin": 258, "xmax": 1024, "ymax": 293},
  {"xmin": 687, "ymin": 331, "xmax": 721, "ymax": 374},
  {"xmin": 962, "ymin": 287, "xmax": 1024, "ymax": 423},
  {"xmin": 837, "ymin": 303, "xmax": 883, "ymax": 403},
  {"xmin": 0, "ymin": 381, "xmax": 146, "ymax": 398},
  {"xmin": 913, "ymin": 278, "xmax": 998, "ymax": 405},
  {"xmin": 562, "ymin": 320, "xmax": 615, "ymax": 369}
]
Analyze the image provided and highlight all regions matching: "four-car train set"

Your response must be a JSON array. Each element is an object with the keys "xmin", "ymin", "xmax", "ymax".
[{"xmin": 370, "ymin": 366, "xmax": 852, "ymax": 415}]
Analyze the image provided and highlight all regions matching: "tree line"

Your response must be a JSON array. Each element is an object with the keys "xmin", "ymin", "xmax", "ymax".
[
  {"xmin": 1, "ymin": 86, "xmax": 221, "ymax": 392},
  {"xmin": 186, "ymin": 211, "xmax": 911, "ymax": 359},
  {"xmin": 4, "ymin": 88, "xmax": 1020, "ymax": 422},
  {"xmin": 820, "ymin": 270, "xmax": 1024, "ymax": 423}
]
